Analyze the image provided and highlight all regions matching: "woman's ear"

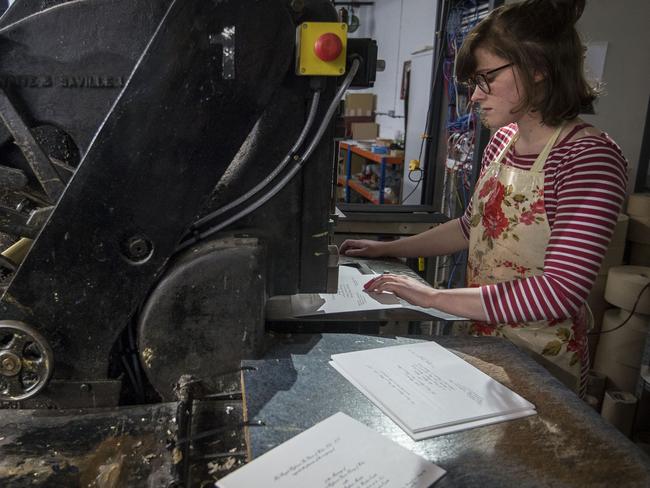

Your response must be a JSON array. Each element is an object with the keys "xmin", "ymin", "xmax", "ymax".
[{"xmin": 533, "ymin": 71, "xmax": 545, "ymax": 83}]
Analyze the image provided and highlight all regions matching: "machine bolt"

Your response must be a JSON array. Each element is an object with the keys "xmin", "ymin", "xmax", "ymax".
[
  {"xmin": 122, "ymin": 235, "xmax": 153, "ymax": 262},
  {"xmin": 0, "ymin": 352, "xmax": 21, "ymax": 377},
  {"xmin": 290, "ymin": 0, "xmax": 305, "ymax": 13},
  {"xmin": 128, "ymin": 237, "xmax": 147, "ymax": 257},
  {"xmin": 80, "ymin": 383, "xmax": 91, "ymax": 393}
]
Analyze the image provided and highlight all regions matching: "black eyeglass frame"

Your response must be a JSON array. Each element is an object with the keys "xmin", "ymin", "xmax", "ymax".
[{"xmin": 464, "ymin": 63, "xmax": 514, "ymax": 94}]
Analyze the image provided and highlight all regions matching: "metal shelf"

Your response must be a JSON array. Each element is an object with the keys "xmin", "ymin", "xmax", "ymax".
[{"xmin": 338, "ymin": 141, "xmax": 403, "ymax": 204}]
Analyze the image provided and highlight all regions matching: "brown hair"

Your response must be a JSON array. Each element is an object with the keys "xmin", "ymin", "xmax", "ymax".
[{"xmin": 455, "ymin": 0, "xmax": 596, "ymax": 126}]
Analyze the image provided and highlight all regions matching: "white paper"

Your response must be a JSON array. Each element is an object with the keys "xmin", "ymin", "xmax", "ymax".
[
  {"xmin": 216, "ymin": 412, "xmax": 446, "ymax": 488},
  {"xmin": 315, "ymin": 265, "xmax": 404, "ymax": 313},
  {"xmin": 330, "ymin": 342, "xmax": 535, "ymax": 440},
  {"xmin": 399, "ymin": 302, "xmax": 464, "ymax": 321},
  {"xmin": 330, "ymin": 362, "xmax": 536, "ymax": 440},
  {"xmin": 294, "ymin": 265, "xmax": 464, "ymax": 320}
]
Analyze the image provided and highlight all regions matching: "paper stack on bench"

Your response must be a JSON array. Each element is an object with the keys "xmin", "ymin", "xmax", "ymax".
[
  {"xmin": 217, "ymin": 412, "xmax": 446, "ymax": 488},
  {"xmin": 330, "ymin": 341, "xmax": 536, "ymax": 440}
]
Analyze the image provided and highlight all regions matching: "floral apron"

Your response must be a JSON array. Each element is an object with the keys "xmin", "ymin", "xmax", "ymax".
[{"xmin": 466, "ymin": 125, "xmax": 589, "ymax": 396}]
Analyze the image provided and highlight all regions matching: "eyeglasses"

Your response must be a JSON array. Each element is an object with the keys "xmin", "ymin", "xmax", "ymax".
[{"xmin": 464, "ymin": 63, "xmax": 514, "ymax": 94}]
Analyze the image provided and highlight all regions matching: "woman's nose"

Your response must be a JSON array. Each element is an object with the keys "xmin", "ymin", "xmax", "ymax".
[{"xmin": 470, "ymin": 85, "xmax": 486, "ymax": 103}]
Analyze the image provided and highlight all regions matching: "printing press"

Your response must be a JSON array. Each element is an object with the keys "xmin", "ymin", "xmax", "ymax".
[{"xmin": 0, "ymin": 1, "xmax": 649, "ymax": 487}]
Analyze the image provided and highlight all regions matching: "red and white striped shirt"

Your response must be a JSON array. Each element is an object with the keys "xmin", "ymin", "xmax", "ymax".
[{"xmin": 459, "ymin": 123, "xmax": 628, "ymax": 324}]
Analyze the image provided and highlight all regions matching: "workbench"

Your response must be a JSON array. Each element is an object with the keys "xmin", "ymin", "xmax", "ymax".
[
  {"xmin": 242, "ymin": 333, "xmax": 650, "ymax": 487},
  {"xmin": 2, "ymin": 332, "xmax": 649, "ymax": 487}
]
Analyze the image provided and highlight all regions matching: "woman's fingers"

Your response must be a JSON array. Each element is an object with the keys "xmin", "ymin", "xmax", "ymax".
[
  {"xmin": 371, "ymin": 280, "xmax": 410, "ymax": 300},
  {"xmin": 345, "ymin": 246, "xmax": 367, "ymax": 256},
  {"xmin": 340, "ymin": 239, "xmax": 366, "ymax": 256},
  {"xmin": 338, "ymin": 240, "xmax": 357, "ymax": 254},
  {"xmin": 365, "ymin": 274, "xmax": 384, "ymax": 289},
  {"xmin": 363, "ymin": 274, "xmax": 432, "ymax": 307},
  {"xmin": 363, "ymin": 276, "xmax": 378, "ymax": 289},
  {"xmin": 364, "ymin": 274, "xmax": 409, "ymax": 290},
  {"xmin": 339, "ymin": 239, "xmax": 383, "ymax": 257}
]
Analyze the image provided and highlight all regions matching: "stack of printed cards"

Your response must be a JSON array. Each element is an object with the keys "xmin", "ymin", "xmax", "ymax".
[
  {"xmin": 216, "ymin": 412, "xmax": 445, "ymax": 488},
  {"xmin": 330, "ymin": 341, "xmax": 536, "ymax": 440}
]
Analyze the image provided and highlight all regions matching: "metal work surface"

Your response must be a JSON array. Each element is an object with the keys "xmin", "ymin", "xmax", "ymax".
[
  {"xmin": 0, "ymin": 397, "xmax": 246, "ymax": 487},
  {"xmin": 242, "ymin": 333, "xmax": 650, "ymax": 487},
  {"xmin": 334, "ymin": 203, "xmax": 449, "ymax": 236},
  {"xmin": 0, "ymin": 402, "xmax": 178, "ymax": 486}
]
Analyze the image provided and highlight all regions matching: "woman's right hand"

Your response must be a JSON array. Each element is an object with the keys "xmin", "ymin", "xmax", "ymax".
[{"xmin": 339, "ymin": 239, "xmax": 386, "ymax": 258}]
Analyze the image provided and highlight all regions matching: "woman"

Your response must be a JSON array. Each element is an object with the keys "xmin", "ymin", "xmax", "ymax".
[{"xmin": 340, "ymin": 0, "xmax": 627, "ymax": 396}]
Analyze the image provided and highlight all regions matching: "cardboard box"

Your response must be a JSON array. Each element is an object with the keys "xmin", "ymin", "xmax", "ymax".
[
  {"xmin": 351, "ymin": 122, "xmax": 379, "ymax": 140},
  {"xmin": 338, "ymin": 148, "xmax": 368, "ymax": 179},
  {"xmin": 349, "ymin": 152, "xmax": 366, "ymax": 175},
  {"xmin": 342, "ymin": 115, "xmax": 374, "ymax": 138},
  {"xmin": 344, "ymin": 93, "xmax": 375, "ymax": 117}
]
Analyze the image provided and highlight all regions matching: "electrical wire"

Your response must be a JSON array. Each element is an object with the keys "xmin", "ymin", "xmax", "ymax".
[
  {"xmin": 120, "ymin": 355, "xmax": 139, "ymax": 398},
  {"xmin": 446, "ymin": 250, "xmax": 467, "ymax": 289},
  {"xmin": 437, "ymin": 2, "xmax": 481, "ymax": 221},
  {"xmin": 188, "ymin": 90, "xmax": 322, "ymax": 231},
  {"xmin": 431, "ymin": 1, "xmax": 485, "ymax": 288},
  {"xmin": 588, "ymin": 283, "xmax": 650, "ymax": 336},
  {"xmin": 402, "ymin": 164, "xmax": 423, "ymax": 202},
  {"xmin": 119, "ymin": 329, "xmax": 143, "ymax": 401},
  {"xmin": 127, "ymin": 320, "xmax": 145, "ymax": 403},
  {"xmin": 176, "ymin": 59, "xmax": 361, "ymax": 252}
]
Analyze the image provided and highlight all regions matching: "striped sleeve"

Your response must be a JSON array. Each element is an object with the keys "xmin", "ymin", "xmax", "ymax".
[{"xmin": 481, "ymin": 139, "xmax": 628, "ymax": 323}]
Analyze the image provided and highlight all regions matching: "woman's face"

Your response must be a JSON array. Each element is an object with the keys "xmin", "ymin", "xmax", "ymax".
[{"xmin": 470, "ymin": 47, "xmax": 524, "ymax": 128}]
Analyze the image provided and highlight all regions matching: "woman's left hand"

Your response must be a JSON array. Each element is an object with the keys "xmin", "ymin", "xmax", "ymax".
[{"xmin": 364, "ymin": 274, "xmax": 436, "ymax": 308}]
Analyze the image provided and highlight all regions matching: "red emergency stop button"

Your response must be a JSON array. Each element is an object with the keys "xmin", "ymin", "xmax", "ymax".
[{"xmin": 314, "ymin": 33, "xmax": 343, "ymax": 61}]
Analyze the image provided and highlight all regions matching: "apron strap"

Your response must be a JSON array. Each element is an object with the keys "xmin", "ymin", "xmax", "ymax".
[
  {"xmin": 494, "ymin": 122, "xmax": 566, "ymax": 171},
  {"xmin": 531, "ymin": 122, "xmax": 565, "ymax": 172},
  {"xmin": 494, "ymin": 131, "xmax": 519, "ymax": 166},
  {"xmin": 558, "ymin": 122, "xmax": 592, "ymax": 146}
]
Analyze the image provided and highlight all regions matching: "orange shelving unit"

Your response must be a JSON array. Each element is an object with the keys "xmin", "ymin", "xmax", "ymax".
[{"xmin": 338, "ymin": 141, "xmax": 404, "ymax": 204}]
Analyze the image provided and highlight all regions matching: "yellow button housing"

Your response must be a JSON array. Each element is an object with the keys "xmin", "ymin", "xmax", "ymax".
[{"xmin": 296, "ymin": 22, "xmax": 347, "ymax": 76}]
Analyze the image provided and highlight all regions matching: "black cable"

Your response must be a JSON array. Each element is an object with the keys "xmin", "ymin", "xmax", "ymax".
[
  {"xmin": 187, "ymin": 90, "xmax": 322, "ymax": 232},
  {"xmin": 120, "ymin": 351, "xmax": 139, "ymax": 398},
  {"xmin": 402, "ymin": 168, "xmax": 424, "ymax": 202},
  {"xmin": 588, "ymin": 282, "xmax": 650, "ymax": 336},
  {"xmin": 116, "ymin": 318, "xmax": 145, "ymax": 403},
  {"xmin": 446, "ymin": 249, "xmax": 467, "ymax": 288},
  {"xmin": 176, "ymin": 60, "xmax": 360, "ymax": 253},
  {"xmin": 127, "ymin": 320, "xmax": 145, "ymax": 402}
]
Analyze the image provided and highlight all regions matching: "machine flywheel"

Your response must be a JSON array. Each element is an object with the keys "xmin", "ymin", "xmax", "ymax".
[{"xmin": 0, "ymin": 320, "xmax": 54, "ymax": 401}]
